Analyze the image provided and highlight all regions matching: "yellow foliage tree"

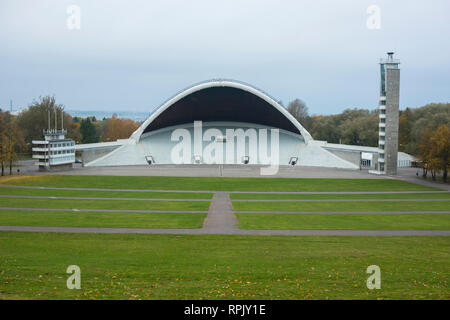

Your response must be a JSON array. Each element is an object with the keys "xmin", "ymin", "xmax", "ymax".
[
  {"xmin": 419, "ymin": 125, "xmax": 449, "ymax": 182},
  {"xmin": 101, "ymin": 115, "xmax": 140, "ymax": 142}
]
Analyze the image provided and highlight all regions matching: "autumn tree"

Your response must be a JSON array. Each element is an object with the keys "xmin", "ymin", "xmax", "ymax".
[
  {"xmin": 418, "ymin": 125, "xmax": 450, "ymax": 182},
  {"xmin": 2, "ymin": 121, "xmax": 24, "ymax": 174},
  {"xmin": 0, "ymin": 111, "xmax": 7, "ymax": 175},
  {"xmin": 101, "ymin": 115, "xmax": 140, "ymax": 142},
  {"xmin": 0, "ymin": 111, "xmax": 24, "ymax": 175},
  {"xmin": 404, "ymin": 103, "xmax": 449, "ymax": 155}
]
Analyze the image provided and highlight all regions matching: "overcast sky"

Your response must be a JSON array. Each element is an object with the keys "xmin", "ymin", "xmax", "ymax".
[{"xmin": 1, "ymin": 0, "xmax": 449, "ymax": 115}]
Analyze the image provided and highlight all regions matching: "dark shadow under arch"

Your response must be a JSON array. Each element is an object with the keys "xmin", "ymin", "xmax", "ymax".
[{"xmin": 142, "ymin": 87, "xmax": 300, "ymax": 135}]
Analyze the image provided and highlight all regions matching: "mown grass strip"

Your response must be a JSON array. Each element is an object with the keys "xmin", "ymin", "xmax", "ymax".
[
  {"xmin": 232, "ymin": 201, "xmax": 450, "ymax": 212},
  {"xmin": 236, "ymin": 213, "xmax": 450, "ymax": 230},
  {"xmin": 0, "ymin": 197, "xmax": 209, "ymax": 211},
  {"xmin": 0, "ymin": 187, "xmax": 212, "ymax": 199},
  {"xmin": 0, "ymin": 210, "xmax": 206, "ymax": 229},
  {"xmin": 231, "ymin": 192, "xmax": 450, "ymax": 200},
  {"xmin": 0, "ymin": 175, "xmax": 439, "ymax": 191}
]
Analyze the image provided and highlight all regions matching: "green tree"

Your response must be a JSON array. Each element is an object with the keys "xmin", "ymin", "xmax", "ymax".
[
  {"xmin": 80, "ymin": 118, "xmax": 98, "ymax": 143},
  {"xmin": 407, "ymin": 103, "xmax": 450, "ymax": 155},
  {"xmin": 16, "ymin": 96, "xmax": 81, "ymax": 152},
  {"xmin": 398, "ymin": 108, "xmax": 413, "ymax": 152},
  {"xmin": 309, "ymin": 115, "xmax": 341, "ymax": 143}
]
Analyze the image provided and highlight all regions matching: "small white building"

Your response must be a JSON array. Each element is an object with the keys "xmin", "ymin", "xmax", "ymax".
[{"xmin": 32, "ymin": 129, "xmax": 75, "ymax": 170}]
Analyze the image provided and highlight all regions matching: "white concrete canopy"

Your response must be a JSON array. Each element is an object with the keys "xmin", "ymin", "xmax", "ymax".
[
  {"xmin": 80, "ymin": 79, "xmax": 368, "ymax": 169},
  {"xmin": 130, "ymin": 79, "xmax": 313, "ymax": 143}
]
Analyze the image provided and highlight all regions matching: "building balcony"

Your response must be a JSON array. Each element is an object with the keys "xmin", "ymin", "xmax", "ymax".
[
  {"xmin": 32, "ymin": 140, "xmax": 49, "ymax": 145},
  {"xmin": 32, "ymin": 155, "xmax": 49, "ymax": 159}
]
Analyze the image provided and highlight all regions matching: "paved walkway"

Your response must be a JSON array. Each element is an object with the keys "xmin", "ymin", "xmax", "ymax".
[
  {"xmin": 393, "ymin": 168, "xmax": 450, "ymax": 191},
  {"xmin": 0, "ymin": 194, "xmax": 448, "ymax": 202},
  {"xmin": 0, "ymin": 225, "xmax": 448, "ymax": 236},
  {"xmin": 203, "ymin": 192, "xmax": 238, "ymax": 232}
]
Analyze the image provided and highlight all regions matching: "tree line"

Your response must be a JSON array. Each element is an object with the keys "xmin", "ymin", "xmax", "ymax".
[
  {"xmin": 1, "ymin": 95, "xmax": 448, "ymax": 181},
  {"xmin": 287, "ymin": 99, "xmax": 449, "ymax": 182}
]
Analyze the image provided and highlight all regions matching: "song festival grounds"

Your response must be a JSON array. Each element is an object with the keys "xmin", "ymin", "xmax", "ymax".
[{"xmin": 0, "ymin": 166, "xmax": 448, "ymax": 299}]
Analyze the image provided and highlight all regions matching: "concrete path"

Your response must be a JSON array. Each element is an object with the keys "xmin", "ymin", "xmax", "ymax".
[
  {"xmin": 203, "ymin": 192, "xmax": 238, "ymax": 232},
  {"xmin": 0, "ymin": 225, "xmax": 448, "ymax": 236},
  {"xmin": 394, "ymin": 168, "xmax": 450, "ymax": 191}
]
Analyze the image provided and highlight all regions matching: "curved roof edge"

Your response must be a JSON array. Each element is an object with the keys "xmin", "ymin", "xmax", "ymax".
[{"xmin": 130, "ymin": 79, "xmax": 313, "ymax": 143}]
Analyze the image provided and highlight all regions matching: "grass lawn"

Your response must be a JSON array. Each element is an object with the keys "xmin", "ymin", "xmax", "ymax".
[
  {"xmin": 0, "ymin": 175, "xmax": 440, "ymax": 192},
  {"xmin": 0, "ymin": 197, "xmax": 209, "ymax": 211},
  {"xmin": 0, "ymin": 187, "xmax": 212, "ymax": 199},
  {"xmin": 0, "ymin": 232, "xmax": 448, "ymax": 299},
  {"xmin": 231, "ymin": 192, "xmax": 450, "ymax": 200},
  {"xmin": 0, "ymin": 210, "xmax": 206, "ymax": 229},
  {"xmin": 236, "ymin": 213, "xmax": 450, "ymax": 230},
  {"xmin": 233, "ymin": 201, "xmax": 450, "ymax": 212}
]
